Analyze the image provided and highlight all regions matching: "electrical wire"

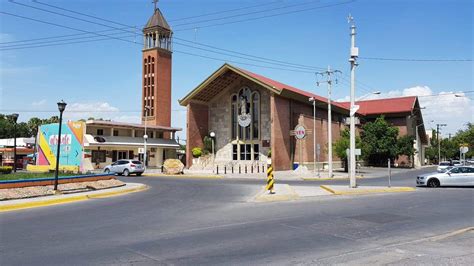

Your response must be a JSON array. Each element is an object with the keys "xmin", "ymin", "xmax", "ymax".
[
  {"xmin": 359, "ymin": 57, "xmax": 472, "ymax": 62},
  {"xmin": 173, "ymin": 1, "xmax": 356, "ymax": 32},
  {"xmin": 172, "ymin": 1, "xmax": 320, "ymax": 27}
]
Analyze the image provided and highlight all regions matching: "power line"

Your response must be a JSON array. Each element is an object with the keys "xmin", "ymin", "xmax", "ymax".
[
  {"xmin": 359, "ymin": 57, "xmax": 472, "ymax": 62},
  {"xmin": 174, "ymin": 41, "xmax": 323, "ymax": 71},
  {"xmin": 168, "ymin": 1, "xmax": 283, "ymax": 22},
  {"xmin": 0, "ymin": 7, "xmax": 325, "ymax": 74},
  {"xmin": 174, "ymin": 0, "xmax": 356, "ymax": 32},
  {"xmin": 173, "ymin": 37, "xmax": 327, "ymax": 70},
  {"xmin": 0, "ymin": 32, "xmax": 136, "ymax": 49},
  {"xmin": 172, "ymin": 1, "xmax": 320, "ymax": 27}
]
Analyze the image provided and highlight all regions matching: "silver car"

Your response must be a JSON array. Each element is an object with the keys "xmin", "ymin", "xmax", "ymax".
[
  {"xmin": 417, "ymin": 166, "xmax": 474, "ymax": 187},
  {"xmin": 104, "ymin": 160, "xmax": 145, "ymax": 176}
]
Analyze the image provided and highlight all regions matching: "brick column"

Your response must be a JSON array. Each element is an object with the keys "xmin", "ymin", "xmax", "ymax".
[
  {"xmin": 270, "ymin": 94, "xmax": 292, "ymax": 170},
  {"xmin": 186, "ymin": 102, "xmax": 209, "ymax": 168}
]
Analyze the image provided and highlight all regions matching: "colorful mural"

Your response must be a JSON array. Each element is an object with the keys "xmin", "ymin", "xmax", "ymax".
[{"xmin": 36, "ymin": 122, "xmax": 85, "ymax": 171}]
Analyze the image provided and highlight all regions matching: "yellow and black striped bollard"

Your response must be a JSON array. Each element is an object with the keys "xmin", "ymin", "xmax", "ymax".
[{"xmin": 266, "ymin": 165, "xmax": 275, "ymax": 194}]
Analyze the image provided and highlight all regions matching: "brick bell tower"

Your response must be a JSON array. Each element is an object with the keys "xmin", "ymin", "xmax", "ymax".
[{"xmin": 142, "ymin": 1, "xmax": 172, "ymax": 127}]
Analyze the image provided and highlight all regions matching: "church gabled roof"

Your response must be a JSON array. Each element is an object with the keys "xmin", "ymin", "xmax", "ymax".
[
  {"xmin": 178, "ymin": 63, "xmax": 350, "ymax": 114},
  {"xmin": 144, "ymin": 8, "xmax": 171, "ymax": 32}
]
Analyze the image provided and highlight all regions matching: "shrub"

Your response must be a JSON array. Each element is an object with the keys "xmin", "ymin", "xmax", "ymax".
[
  {"xmin": 0, "ymin": 166, "xmax": 13, "ymax": 174},
  {"xmin": 267, "ymin": 149, "xmax": 272, "ymax": 158},
  {"xmin": 192, "ymin": 147, "xmax": 202, "ymax": 158}
]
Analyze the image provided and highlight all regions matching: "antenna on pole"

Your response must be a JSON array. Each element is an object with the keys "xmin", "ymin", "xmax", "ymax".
[{"xmin": 347, "ymin": 13, "xmax": 354, "ymax": 24}]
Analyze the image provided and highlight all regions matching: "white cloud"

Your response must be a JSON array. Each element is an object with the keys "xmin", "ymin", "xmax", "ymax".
[
  {"xmin": 32, "ymin": 99, "xmax": 47, "ymax": 106},
  {"xmin": 63, "ymin": 102, "xmax": 140, "ymax": 123}
]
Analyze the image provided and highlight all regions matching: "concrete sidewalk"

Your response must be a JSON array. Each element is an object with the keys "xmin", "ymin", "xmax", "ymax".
[
  {"xmin": 0, "ymin": 183, "xmax": 148, "ymax": 212},
  {"xmin": 181, "ymin": 166, "xmax": 418, "ymax": 181},
  {"xmin": 252, "ymin": 183, "xmax": 415, "ymax": 202}
]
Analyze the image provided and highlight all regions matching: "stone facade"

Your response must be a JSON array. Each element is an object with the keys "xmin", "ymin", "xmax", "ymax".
[{"xmin": 208, "ymin": 77, "xmax": 271, "ymax": 165}]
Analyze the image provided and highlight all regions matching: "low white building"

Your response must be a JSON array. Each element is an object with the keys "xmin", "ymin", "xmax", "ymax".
[{"xmin": 83, "ymin": 120, "xmax": 181, "ymax": 170}]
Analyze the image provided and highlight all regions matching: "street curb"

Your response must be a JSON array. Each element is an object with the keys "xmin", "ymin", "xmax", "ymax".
[
  {"xmin": 0, "ymin": 184, "xmax": 148, "ymax": 212},
  {"xmin": 302, "ymin": 176, "xmax": 364, "ymax": 181},
  {"xmin": 320, "ymin": 185, "xmax": 416, "ymax": 195},
  {"xmin": 252, "ymin": 185, "xmax": 300, "ymax": 202},
  {"xmin": 142, "ymin": 173, "xmax": 223, "ymax": 179},
  {"xmin": 428, "ymin": 227, "xmax": 474, "ymax": 242}
]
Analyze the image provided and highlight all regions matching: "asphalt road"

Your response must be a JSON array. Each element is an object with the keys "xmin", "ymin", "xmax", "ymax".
[{"xmin": 1, "ymin": 167, "xmax": 473, "ymax": 265}]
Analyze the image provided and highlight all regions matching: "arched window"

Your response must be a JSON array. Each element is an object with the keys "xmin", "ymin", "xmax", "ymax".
[
  {"xmin": 252, "ymin": 92, "xmax": 260, "ymax": 139},
  {"xmin": 230, "ymin": 87, "xmax": 260, "ymax": 141},
  {"xmin": 231, "ymin": 94, "xmax": 238, "ymax": 139}
]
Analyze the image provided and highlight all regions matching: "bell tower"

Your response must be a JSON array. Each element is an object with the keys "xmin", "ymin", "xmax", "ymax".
[{"xmin": 142, "ymin": 0, "xmax": 172, "ymax": 127}]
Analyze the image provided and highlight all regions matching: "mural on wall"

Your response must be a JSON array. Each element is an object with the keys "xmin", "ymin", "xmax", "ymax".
[{"xmin": 36, "ymin": 121, "xmax": 85, "ymax": 170}]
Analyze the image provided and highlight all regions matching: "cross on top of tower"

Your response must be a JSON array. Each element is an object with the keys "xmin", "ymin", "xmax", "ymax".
[{"xmin": 153, "ymin": 0, "xmax": 159, "ymax": 11}]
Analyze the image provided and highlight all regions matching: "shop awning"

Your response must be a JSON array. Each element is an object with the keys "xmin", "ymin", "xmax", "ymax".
[{"xmin": 84, "ymin": 135, "xmax": 180, "ymax": 149}]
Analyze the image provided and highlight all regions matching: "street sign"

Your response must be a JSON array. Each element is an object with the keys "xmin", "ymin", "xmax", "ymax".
[
  {"xmin": 460, "ymin": 146, "xmax": 469, "ymax": 154},
  {"xmin": 350, "ymin": 105, "xmax": 360, "ymax": 116},
  {"xmin": 355, "ymin": 148, "xmax": 361, "ymax": 156},
  {"xmin": 293, "ymin": 125, "xmax": 306, "ymax": 140},
  {"xmin": 346, "ymin": 148, "xmax": 361, "ymax": 156},
  {"xmin": 344, "ymin": 117, "xmax": 360, "ymax": 125}
]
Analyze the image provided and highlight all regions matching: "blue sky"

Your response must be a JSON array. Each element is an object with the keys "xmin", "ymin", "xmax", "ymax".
[{"xmin": 1, "ymin": 0, "xmax": 473, "ymax": 139}]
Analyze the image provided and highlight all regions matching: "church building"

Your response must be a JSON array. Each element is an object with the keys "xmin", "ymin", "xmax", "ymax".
[
  {"xmin": 179, "ymin": 64, "xmax": 428, "ymax": 170},
  {"xmin": 180, "ymin": 64, "xmax": 350, "ymax": 171}
]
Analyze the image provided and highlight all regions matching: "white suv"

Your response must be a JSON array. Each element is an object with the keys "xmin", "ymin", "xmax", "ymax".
[{"xmin": 104, "ymin": 160, "xmax": 144, "ymax": 176}]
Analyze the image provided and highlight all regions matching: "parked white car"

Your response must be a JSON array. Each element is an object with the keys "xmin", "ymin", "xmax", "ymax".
[
  {"xmin": 104, "ymin": 160, "xmax": 144, "ymax": 176},
  {"xmin": 417, "ymin": 166, "xmax": 474, "ymax": 187},
  {"xmin": 437, "ymin": 161, "xmax": 451, "ymax": 171}
]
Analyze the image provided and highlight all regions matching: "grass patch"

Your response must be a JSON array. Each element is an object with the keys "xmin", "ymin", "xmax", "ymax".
[{"xmin": 0, "ymin": 172, "xmax": 78, "ymax": 181}]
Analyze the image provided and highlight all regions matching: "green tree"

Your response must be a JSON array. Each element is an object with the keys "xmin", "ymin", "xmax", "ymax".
[
  {"xmin": 0, "ymin": 114, "xmax": 31, "ymax": 138},
  {"xmin": 396, "ymin": 135, "xmax": 415, "ymax": 158},
  {"xmin": 333, "ymin": 129, "xmax": 361, "ymax": 172},
  {"xmin": 203, "ymin": 136, "xmax": 213, "ymax": 155},
  {"xmin": 361, "ymin": 116, "xmax": 399, "ymax": 166}
]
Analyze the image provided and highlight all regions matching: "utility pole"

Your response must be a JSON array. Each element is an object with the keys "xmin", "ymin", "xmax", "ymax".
[
  {"xmin": 348, "ymin": 14, "xmax": 359, "ymax": 188},
  {"xmin": 436, "ymin": 123, "xmax": 447, "ymax": 164},
  {"xmin": 316, "ymin": 66, "xmax": 341, "ymax": 178}
]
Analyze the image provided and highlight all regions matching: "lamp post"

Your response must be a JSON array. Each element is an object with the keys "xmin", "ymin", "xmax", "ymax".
[
  {"xmin": 210, "ymin": 132, "xmax": 216, "ymax": 167},
  {"xmin": 10, "ymin": 113, "xmax": 19, "ymax": 173},
  {"xmin": 54, "ymin": 100, "xmax": 67, "ymax": 192},
  {"xmin": 143, "ymin": 106, "xmax": 150, "ymax": 169},
  {"xmin": 308, "ymin": 97, "xmax": 319, "ymax": 176},
  {"xmin": 436, "ymin": 123, "xmax": 447, "ymax": 164}
]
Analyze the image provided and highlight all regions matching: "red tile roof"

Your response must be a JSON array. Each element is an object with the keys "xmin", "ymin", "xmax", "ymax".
[
  {"xmin": 339, "ymin": 96, "xmax": 417, "ymax": 115},
  {"xmin": 236, "ymin": 66, "xmax": 350, "ymax": 111}
]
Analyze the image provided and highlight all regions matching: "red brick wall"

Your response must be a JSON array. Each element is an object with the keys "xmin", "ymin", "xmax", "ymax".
[{"xmin": 186, "ymin": 102, "xmax": 209, "ymax": 167}]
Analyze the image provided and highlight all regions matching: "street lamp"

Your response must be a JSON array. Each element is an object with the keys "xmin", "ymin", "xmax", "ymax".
[
  {"xmin": 209, "ymin": 132, "xmax": 216, "ymax": 167},
  {"xmin": 355, "ymin": 91, "xmax": 381, "ymax": 101},
  {"xmin": 143, "ymin": 106, "xmax": 151, "ymax": 169},
  {"xmin": 54, "ymin": 100, "xmax": 67, "ymax": 192},
  {"xmin": 10, "ymin": 113, "xmax": 19, "ymax": 173}
]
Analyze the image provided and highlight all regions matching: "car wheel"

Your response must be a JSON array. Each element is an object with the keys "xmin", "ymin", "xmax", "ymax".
[
  {"xmin": 104, "ymin": 169, "xmax": 110, "ymax": 174},
  {"xmin": 123, "ymin": 169, "xmax": 130, "ymax": 177},
  {"xmin": 136, "ymin": 173, "xmax": 142, "ymax": 176},
  {"xmin": 427, "ymin": 178, "xmax": 440, "ymax": 188}
]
